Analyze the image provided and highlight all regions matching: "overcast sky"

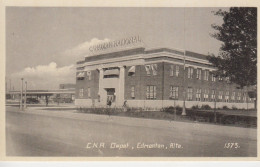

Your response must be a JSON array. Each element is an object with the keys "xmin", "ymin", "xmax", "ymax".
[{"xmin": 6, "ymin": 7, "xmax": 225, "ymax": 90}]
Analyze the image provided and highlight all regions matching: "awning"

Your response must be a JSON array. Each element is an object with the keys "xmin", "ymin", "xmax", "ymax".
[
  {"xmin": 77, "ymin": 72, "xmax": 85, "ymax": 78},
  {"xmin": 128, "ymin": 66, "xmax": 136, "ymax": 73},
  {"xmin": 104, "ymin": 69, "xmax": 119, "ymax": 75}
]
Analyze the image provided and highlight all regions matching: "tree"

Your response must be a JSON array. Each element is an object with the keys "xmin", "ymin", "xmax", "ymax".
[{"xmin": 208, "ymin": 7, "xmax": 257, "ymax": 88}]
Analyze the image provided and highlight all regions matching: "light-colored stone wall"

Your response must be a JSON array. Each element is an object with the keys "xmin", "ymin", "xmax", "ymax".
[{"xmin": 125, "ymin": 100, "xmax": 254, "ymax": 110}]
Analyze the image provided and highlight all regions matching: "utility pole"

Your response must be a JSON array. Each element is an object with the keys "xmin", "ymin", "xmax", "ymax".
[
  {"xmin": 20, "ymin": 78, "xmax": 24, "ymax": 110},
  {"xmin": 182, "ymin": 50, "xmax": 187, "ymax": 116},
  {"xmin": 182, "ymin": 8, "xmax": 187, "ymax": 116},
  {"xmin": 9, "ymin": 79, "xmax": 11, "ymax": 92},
  {"xmin": 24, "ymin": 81, "xmax": 27, "ymax": 109}
]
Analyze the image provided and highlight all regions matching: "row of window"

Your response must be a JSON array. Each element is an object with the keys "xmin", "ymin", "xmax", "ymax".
[
  {"xmin": 137, "ymin": 64, "xmax": 229, "ymax": 83},
  {"xmin": 171, "ymin": 65, "xmax": 227, "ymax": 82},
  {"xmin": 78, "ymin": 86, "xmax": 251, "ymax": 103},
  {"xmin": 136, "ymin": 85, "xmax": 251, "ymax": 102},
  {"xmin": 171, "ymin": 86, "xmax": 250, "ymax": 102}
]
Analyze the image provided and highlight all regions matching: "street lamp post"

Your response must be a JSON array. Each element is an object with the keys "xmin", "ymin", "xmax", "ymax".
[{"xmin": 20, "ymin": 78, "xmax": 24, "ymax": 110}]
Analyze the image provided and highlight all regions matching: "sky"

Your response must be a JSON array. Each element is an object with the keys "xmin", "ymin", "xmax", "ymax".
[{"xmin": 6, "ymin": 7, "xmax": 226, "ymax": 90}]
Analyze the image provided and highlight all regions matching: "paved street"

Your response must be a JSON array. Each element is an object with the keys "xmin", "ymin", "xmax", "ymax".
[{"xmin": 6, "ymin": 106, "xmax": 257, "ymax": 157}]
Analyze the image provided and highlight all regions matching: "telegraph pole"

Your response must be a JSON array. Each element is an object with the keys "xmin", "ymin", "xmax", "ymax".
[
  {"xmin": 20, "ymin": 78, "xmax": 24, "ymax": 110},
  {"xmin": 182, "ymin": 50, "xmax": 187, "ymax": 116},
  {"xmin": 182, "ymin": 8, "xmax": 187, "ymax": 116}
]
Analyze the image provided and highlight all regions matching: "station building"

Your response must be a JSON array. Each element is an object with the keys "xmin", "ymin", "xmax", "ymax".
[{"xmin": 75, "ymin": 36, "xmax": 255, "ymax": 109}]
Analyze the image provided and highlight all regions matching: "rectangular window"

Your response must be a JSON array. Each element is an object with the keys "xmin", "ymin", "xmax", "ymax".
[
  {"xmin": 146, "ymin": 86, "xmax": 156, "ymax": 99},
  {"xmin": 225, "ymin": 91, "xmax": 229, "ymax": 102},
  {"xmin": 196, "ymin": 69, "xmax": 202, "ymax": 80},
  {"xmin": 243, "ymin": 92, "xmax": 247, "ymax": 102},
  {"xmin": 187, "ymin": 87, "xmax": 193, "ymax": 101},
  {"xmin": 151, "ymin": 64, "xmax": 157, "ymax": 76},
  {"xmin": 218, "ymin": 91, "xmax": 223, "ymax": 100},
  {"xmin": 237, "ymin": 92, "xmax": 241, "ymax": 101},
  {"xmin": 170, "ymin": 86, "xmax": 179, "ymax": 99},
  {"xmin": 231, "ymin": 92, "xmax": 236, "ymax": 101},
  {"xmin": 170, "ymin": 65, "xmax": 174, "ymax": 76},
  {"xmin": 203, "ymin": 89, "xmax": 209, "ymax": 101},
  {"xmin": 204, "ymin": 70, "xmax": 209, "ymax": 81},
  {"xmin": 176, "ymin": 65, "xmax": 179, "ymax": 77},
  {"xmin": 79, "ymin": 88, "xmax": 84, "ymax": 98},
  {"xmin": 188, "ymin": 67, "xmax": 193, "ymax": 79},
  {"xmin": 145, "ymin": 65, "xmax": 151, "ymax": 76},
  {"xmin": 170, "ymin": 65, "xmax": 180, "ymax": 77},
  {"xmin": 196, "ymin": 89, "xmax": 201, "ymax": 101},
  {"xmin": 145, "ymin": 64, "xmax": 157, "ymax": 76},
  {"xmin": 87, "ymin": 71, "xmax": 91, "ymax": 80},
  {"xmin": 212, "ymin": 74, "xmax": 216, "ymax": 82},
  {"xmin": 226, "ymin": 77, "xmax": 230, "ymax": 83},
  {"xmin": 87, "ymin": 87, "xmax": 91, "ymax": 98},
  {"xmin": 131, "ymin": 86, "xmax": 135, "ymax": 99},
  {"xmin": 211, "ymin": 90, "xmax": 216, "ymax": 101}
]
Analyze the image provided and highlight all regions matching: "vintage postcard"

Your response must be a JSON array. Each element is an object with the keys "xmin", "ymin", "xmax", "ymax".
[{"xmin": 0, "ymin": 0, "xmax": 259, "ymax": 162}]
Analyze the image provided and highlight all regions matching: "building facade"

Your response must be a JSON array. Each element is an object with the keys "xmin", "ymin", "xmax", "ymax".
[{"xmin": 75, "ymin": 39, "xmax": 254, "ymax": 109}]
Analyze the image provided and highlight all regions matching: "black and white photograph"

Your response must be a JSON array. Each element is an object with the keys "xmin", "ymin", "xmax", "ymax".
[{"xmin": 3, "ymin": 4, "xmax": 258, "ymax": 159}]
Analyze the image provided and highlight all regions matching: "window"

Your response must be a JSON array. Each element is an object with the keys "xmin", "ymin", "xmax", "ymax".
[
  {"xmin": 212, "ymin": 74, "xmax": 216, "ymax": 82},
  {"xmin": 171, "ymin": 65, "xmax": 179, "ymax": 77},
  {"xmin": 146, "ymin": 86, "xmax": 156, "ymax": 99},
  {"xmin": 77, "ymin": 72, "xmax": 85, "ymax": 80},
  {"xmin": 87, "ymin": 71, "xmax": 91, "ymax": 80},
  {"xmin": 218, "ymin": 91, "xmax": 223, "ymax": 101},
  {"xmin": 188, "ymin": 67, "xmax": 193, "ymax": 79},
  {"xmin": 170, "ymin": 65, "xmax": 174, "ymax": 76},
  {"xmin": 176, "ymin": 65, "xmax": 179, "ymax": 77},
  {"xmin": 170, "ymin": 86, "xmax": 179, "ymax": 99},
  {"xmin": 131, "ymin": 86, "xmax": 135, "ymax": 99},
  {"xmin": 211, "ymin": 90, "xmax": 216, "ymax": 101},
  {"xmin": 243, "ymin": 92, "xmax": 247, "ymax": 102},
  {"xmin": 196, "ymin": 89, "xmax": 201, "ymax": 101},
  {"xmin": 151, "ymin": 64, "xmax": 157, "ymax": 75},
  {"xmin": 128, "ymin": 66, "xmax": 136, "ymax": 76},
  {"xmin": 226, "ymin": 77, "xmax": 230, "ymax": 83},
  {"xmin": 219, "ymin": 76, "xmax": 223, "ymax": 81},
  {"xmin": 237, "ymin": 92, "xmax": 241, "ymax": 101},
  {"xmin": 203, "ymin": 89, "xmax": 209, "ymax": 101},
  {"xmin": 196, "ymin": 69, "xmax": 202, "ymax": 80},
  {"xmin": 145, "ymin": 65, "xmax": 151, "ymax": 76},
  {"xmin": 204, "ymin": 70, "xmax": 209, "ymax": 81},
  {"xmin": 79, "ymin": 88, "xmax": 84, "ymax": 97},
  {"xmin": 231, "ymin": 92, "xmax": 236, "ymax": 101},
  {"xmin": 187, "ymin": 87, "xmax": 193, "ymax": 101},
  {"xmin": 225, "ymin": 91, "xmax": 229, "ymax": 102},
  {"xmin": 145, "ymin": 64, "xmax": 157, "ymax": 76},
  {"xmin": 87, "ymin": 87, "xmax": 91, "ymax": 98}
]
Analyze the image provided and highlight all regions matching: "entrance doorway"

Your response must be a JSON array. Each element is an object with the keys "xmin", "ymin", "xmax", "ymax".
[{"xmin": 106, "ymin": 88, "xmax": 116, "ymax": 104}]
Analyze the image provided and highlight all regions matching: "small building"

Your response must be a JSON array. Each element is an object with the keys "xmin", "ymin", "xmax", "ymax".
[{"xmin": 75, "ymin": 36, "xmax": 255, "ymax": 109}]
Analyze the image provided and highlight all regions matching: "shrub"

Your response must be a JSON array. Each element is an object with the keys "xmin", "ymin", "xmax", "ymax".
[
  {"xmin": 201, "ymin": 104, "xmax": 212, "ymax": 110},
  {"xmin": 232, "ymin": 106, "xmax": 238, "ymax": 110},
  {"xmin": 161, "ymin": 106, "xmax": 175, "ymax": 114},
  {"xmin": 191, "ymin": 105, "xmax": 199, "ymax": 110},
  {"xmin": 175, "ymin": 105, "xmax": 182, "ymax": 112},
  {"xmin": 222, "ymin": 105, "xmax": 229, "ymax": 110}
]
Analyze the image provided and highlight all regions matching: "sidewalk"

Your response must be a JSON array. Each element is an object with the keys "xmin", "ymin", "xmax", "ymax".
[{"xmin": 7, "ymin": 106, "xmax": 257, "ymax": 141}]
